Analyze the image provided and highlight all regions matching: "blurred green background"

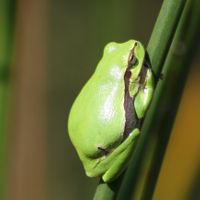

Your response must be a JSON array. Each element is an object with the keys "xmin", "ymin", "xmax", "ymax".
[{"xmin": 0, "ymin": 0, "xmax": 200, "ymax": 199}]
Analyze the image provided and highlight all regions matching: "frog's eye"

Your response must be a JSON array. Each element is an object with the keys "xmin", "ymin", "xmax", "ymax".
[
  {"xmin": 128, "ymin": 53, "xmax": 138, "ymax": 67},
  {"xmin": 128, "ymin": 42, "xmax": 139, "ymax": 67}
]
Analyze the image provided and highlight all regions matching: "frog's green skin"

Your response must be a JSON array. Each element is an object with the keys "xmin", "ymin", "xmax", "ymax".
[{"xmin": 68, "ymin": 40, "xmax": 154, "ymax": 182}]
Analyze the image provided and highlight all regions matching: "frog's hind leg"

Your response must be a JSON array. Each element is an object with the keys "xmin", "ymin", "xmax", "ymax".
[{"xmin": 102, "ymin": 129, "xmax": 140, "ymax": 182}]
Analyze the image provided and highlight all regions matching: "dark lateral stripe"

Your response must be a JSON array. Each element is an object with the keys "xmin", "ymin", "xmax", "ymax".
[
  {"xmin": 123, "ymin": 55, "xmax": 149, "ymax": 138},
  {"xmin": 123, "ymin": 68, "xmax": 138, "ymax": 138}
]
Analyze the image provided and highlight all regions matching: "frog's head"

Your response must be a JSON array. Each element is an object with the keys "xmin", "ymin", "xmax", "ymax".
[{"xmin": 100, "ymin": 40, "xmax": 146, "ymax": 80}]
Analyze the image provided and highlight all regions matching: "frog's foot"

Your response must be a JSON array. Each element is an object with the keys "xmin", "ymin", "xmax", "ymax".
[
  {"xmin": 146, "ymin": 62, "xmax": 163, "ymax": 82},
  {"xmin": 134, "ymin": 68, "xmax": 154, "ymax": 119}
]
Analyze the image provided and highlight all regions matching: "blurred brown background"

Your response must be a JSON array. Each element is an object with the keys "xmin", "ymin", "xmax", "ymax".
[{"xmin": 0, "ymin": 0, "xmax": 199, "ymax": 199}]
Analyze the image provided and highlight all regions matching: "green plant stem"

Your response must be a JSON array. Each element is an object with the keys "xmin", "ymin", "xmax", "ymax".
[
  {"xmin": 118, "ymin": 0, "xmax": 200, "ymax": 199},
  {"xmin": 145, "ymin": 0, "xmax": 200, "ymax": 198},
  {"xmin": 147, "ymin": 0, "xmax": 187, "ymax": 75},
  {"xmin": 0, "ymin": 0, "xmax": 15, "ymax": 199},
  {"xmin": 93, "ymin": 0, "xmax": 188, "ymax": 199},
  {"xmin": 93, "ymin": 175, "xmax": 124, "ymax": 200}
]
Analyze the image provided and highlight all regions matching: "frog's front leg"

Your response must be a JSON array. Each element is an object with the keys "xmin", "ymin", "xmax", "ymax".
[{"xmin": 134, "ymin": 67, "xmax": 154, "ymax": 119}]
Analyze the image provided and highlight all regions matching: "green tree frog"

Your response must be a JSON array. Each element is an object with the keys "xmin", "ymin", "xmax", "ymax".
[{"xmin": 68, "ymin": 40, "xmax": 154, "ymax": 182}]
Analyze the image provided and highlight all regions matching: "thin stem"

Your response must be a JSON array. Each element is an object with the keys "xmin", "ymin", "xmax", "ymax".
[
  {"xmin": 118, "ymin": 0, "xmax": 199, "ymax": 199},
  {"xmin": 93, "ymin": 175, "xmax": 124, "ymax": 200},
  {"xmin": 145, "ymin": 0, "xmax": 200, "ymax": 197},
  {"xmin": 93, "ymin": 0, "xmax": 188, "ymax": 199},
  {"xmin": 147, "ymin": 0, "xmax": 187, "ymax": 75},
  {"xmin": 0, "ymin": 0, "xmax": 15, "ymax": 198}
]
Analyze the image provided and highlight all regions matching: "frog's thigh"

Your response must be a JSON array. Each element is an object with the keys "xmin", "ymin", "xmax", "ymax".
[{"xmin": 102, "ymin": 129, "xmax": 140, "ymax": 182}]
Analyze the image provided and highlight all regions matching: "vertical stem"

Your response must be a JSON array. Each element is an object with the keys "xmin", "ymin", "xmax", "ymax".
[
  {"xmin": 147, "ymin": 0, "xmax": 187, "ymax": 75},
  {"xmin": 93, "ymin": 174, "xmax": 124, "ymax": 200},
  {"xmin": 0, "ymin": 0, "xmax": 15, "ymax": 199},
  {"xmin": 117, "ymin": 0, "xmax": 188, "ymax": 199},
  {"xmin": 144, "ymin": 0, "xmax": 200, "ymax": 198},
  {"xmin": 7, "ymin": 0, "xmax": 48, "ymax": 199}
]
